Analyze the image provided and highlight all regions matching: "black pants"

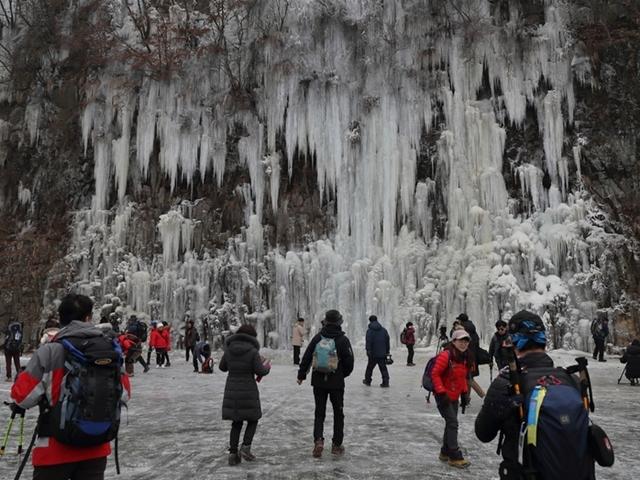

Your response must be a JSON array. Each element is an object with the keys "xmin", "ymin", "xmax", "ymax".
[
  {"xmin": 593, "ymin": 337, "xmax": 606, "ymax": 360},
  {"xmin": 230, "ymin": 420, "xmax": 258, "ymax": 453},
  {"xmin": 406, "ymin": 344, "xmax": 414, "ymax": 365},
  {"xmin": 293, "ymin": 345, "xmax": 301, "ymax": 365},
  {"xmin": 313, "ymin": 387, "xmax": 344, "ymax": 446},
  {"xmin": 364, "ymin": 356, "xmax": 389, "ymax": 384},
  {"xmin": 136, "ymin": 355, "xmax": 148, "ymax": 370},
  {"xmin": 146, "ymin": 347, "xmax": 153, "ymax": 365},
  {"xmin": 4, "ymin": 350, "xmax": 20, "ymax": 379},
  {"xmin": 186, "ymin": 346, "xmax": 195, "ymax": 362},
  {"xmin": 436, "ymin": 399, "xmax": 460, "ymax": 453},
  {"xmin": 33, "ymin": 456, "xmax": 107, "ymax": 480}
]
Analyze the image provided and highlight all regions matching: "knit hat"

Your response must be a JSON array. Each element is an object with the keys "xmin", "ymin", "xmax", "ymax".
[
  {"xmin": 456, "ymin": 313, "xmax": 469, "ymax": 322},
  {"xmin": 451, "ymin": 329, "xmax": 471, "ymax": 341},
  {"xmin": 324, "ymin": 310, "xmax": 343, "ymax": 325},
  {"xmin": 508, "ymin": 310, "xmax": 546, "ymax": 349}
]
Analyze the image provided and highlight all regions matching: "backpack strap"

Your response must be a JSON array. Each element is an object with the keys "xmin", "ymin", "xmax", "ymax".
[{"xmin": 525, "ymin": 385, "xmax": 547, "ymax": 447}]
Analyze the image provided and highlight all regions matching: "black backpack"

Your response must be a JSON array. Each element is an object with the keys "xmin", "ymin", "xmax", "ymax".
[
  {"xmin": 126, "ymin": 320, "xmax": 148, "ymax": 342},
  {"xmin": 39, "ymin": 334, "xmax": 124, "ymax": 446},
  {"xmin": 5, "ymin": 322, "xmax": 23, "ymax": 353}
]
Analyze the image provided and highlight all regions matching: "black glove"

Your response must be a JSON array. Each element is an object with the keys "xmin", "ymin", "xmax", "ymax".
[
  {"xmin": 9, "ymin": 403, "xmax": 25, "ymax": 415},
  {"xmin": 460, "ymin": 392, "xmax": 471, "ymax": 413},
  {"xmin": 491, "ymin": 393, "xmax": 523, "ymax": 421}
]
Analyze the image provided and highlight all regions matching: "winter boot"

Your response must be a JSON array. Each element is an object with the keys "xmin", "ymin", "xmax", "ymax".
[
  {"xmin": 362, "ymin": 379, "xmax": 371, "ymax": 386},
  {"xmin": 380, "ymin": 382, "xmax": 390, "ymax": 388},
  {"xmin": 447, "ymin": 449, "xmax": 470, "ymax": 468},
  {"xmin": 331, "ymin": 443, "xmax": 345, "ymax": 456},
  {"xmin": 439, "ymin": 447, "xmax": 449, "ymax": 462},
  {"xmin": 312, "ymin": 439, "xmax": 324, "ymax": 458},
  {"xmin": 228, "ymin": 452, "xmax": 242, "ymax": 466},
  {"xmin": 240, "ymin": 444, "xmax": 256, "ymax": 461}
]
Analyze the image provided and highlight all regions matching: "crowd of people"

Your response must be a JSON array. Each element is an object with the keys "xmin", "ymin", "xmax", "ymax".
[{"xmin": 0, "ymin": 299, "xmax": 636, "ymax": 479}]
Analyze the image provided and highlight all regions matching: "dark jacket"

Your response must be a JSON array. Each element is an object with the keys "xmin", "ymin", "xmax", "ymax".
[
  {"xmin": 621, "ymin": 343, "xmax": 640, "ymax": 378},
  {"xmin": 474, "ymin": 352, "xmax": 594, "ymax": 479},
  {"xmin": 298, "ymin": 323, "xmax": 354, "ymax": 390},
  {"xmin": 591, "ymin": 319, "xmax": 609, "ymax": 341},
  {"xmin": 219, "ymin": 333, "xmax": 270, "ymax": 421},
  {"xmin": 366, "ymin": 320, "xmax": 390, "ymax": 358},
  {"xmin": 488, "ymin": 332, "xmax": 510, "ymax": 369},
  {"xmin": 185, "ymin": 325, "xmax": 199, "ymax": 348}
]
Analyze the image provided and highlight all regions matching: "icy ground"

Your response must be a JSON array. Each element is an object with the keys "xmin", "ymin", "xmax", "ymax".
[{"xmin": 0, "ymin": 348, "xmax": 638, "ymax": 479}]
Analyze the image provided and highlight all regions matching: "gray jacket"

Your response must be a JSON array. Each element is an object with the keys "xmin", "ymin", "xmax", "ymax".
[{"xmin": 219, "ymin": 333, "xmax": 270, "ymax": 421}]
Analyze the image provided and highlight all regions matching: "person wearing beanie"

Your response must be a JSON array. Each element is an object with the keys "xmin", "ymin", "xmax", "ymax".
[
  {"xmin": 475, "ymin": 310, "xmax": 596, "ymax": 480},
  {"xmin": 297, "ymin": 310, "xmax": 354, "ymax": 458},
  {"xmin": 219, "ymin": 324, "xmax": 271, "ymax": 465},
  {"xmin": 401, "ymin": 321, "xmax": 416, "ymax": 366},
  {"xmin": 432, "ymin": 328, "xmax": 473, "ymax": 468},
  {"xmin": 620, "ymin": 339, "xmax": 640, "ymax": 385},
  {"xmin": 363, "ymin": 315, "xmax": 391, "ymax": 387}
]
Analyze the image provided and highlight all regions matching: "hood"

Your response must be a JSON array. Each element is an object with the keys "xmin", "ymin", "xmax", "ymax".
[
  {"xmin": 626, "ymin": 344, "xmax": 640, "ymax": 356},
  {"xmin": 461, "ymin": 320, "xmax": 477, "ymax": 335},
  {"xmin": 320, "ymin": 323, "xmax": 345, "ymax": 339},
  {"xmin": 56, "ymin": 320, "xmax": 105, "ymax": 340},
  {"xmin": 224, "ymin": 333, "xmax": 260, "ymax": 354},
  {"xmin": 368, "ymin": 320, "xmax": 382, "ymax": 331}
]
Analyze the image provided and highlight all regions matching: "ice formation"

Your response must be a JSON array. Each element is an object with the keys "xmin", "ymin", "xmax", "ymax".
[{"xmin": 41, "ymin": 1, "xmax": 614, "ymax": 349}]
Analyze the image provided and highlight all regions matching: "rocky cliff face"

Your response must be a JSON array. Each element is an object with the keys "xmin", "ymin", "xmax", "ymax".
[{"xmin": 0, "ymin": 0, "xmax": 639, "ymax": 348}]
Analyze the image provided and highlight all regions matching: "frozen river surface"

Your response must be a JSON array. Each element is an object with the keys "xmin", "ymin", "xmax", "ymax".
[{"xmin": 0, "ymin": 348, "xmax": 638, "ymax": 479}]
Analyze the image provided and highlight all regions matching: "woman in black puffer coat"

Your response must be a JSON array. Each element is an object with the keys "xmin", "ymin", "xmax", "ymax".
[
  {"xmin": 621, "ymin": 339, "xmax": 640, "ymax": 385},
  {"xmin": 219, "ymin": 324, "xmax": 271, "ymax": 465}
]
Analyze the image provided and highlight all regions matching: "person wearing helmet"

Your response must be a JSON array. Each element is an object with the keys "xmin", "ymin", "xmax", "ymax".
[{"xmin": 474, "ymin": 310, "xmax": 596, "ymax": 480}]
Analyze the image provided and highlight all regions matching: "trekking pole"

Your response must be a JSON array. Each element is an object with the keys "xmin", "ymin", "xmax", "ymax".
[
  {"xmin": 17, "ymin": 412, "xmax": 24, "ymax": 455},
  {"xmin": 1, "ymin": 413, "xmax": 16, "ymax": 456},
  {"xmin": 14, "ymin": 425, "xmax": 37, "ymax": 480},
  {"xmin": 566, "ymin": 356, "xmax": 594, "ymax": 412},
  {"xmin": 617, "ymin": 366, "xmax": 627, "ymax": 385}
]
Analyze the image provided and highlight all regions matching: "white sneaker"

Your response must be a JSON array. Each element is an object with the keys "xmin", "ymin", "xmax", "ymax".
[{"xmin": 156, "ymin": 365, "xmax": 161, "ymax": 369}]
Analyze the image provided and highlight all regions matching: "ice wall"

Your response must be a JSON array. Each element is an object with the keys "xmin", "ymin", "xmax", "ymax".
[{"xmin": 53, "ymin": 0, "xmax": 610, "ymax": 348}]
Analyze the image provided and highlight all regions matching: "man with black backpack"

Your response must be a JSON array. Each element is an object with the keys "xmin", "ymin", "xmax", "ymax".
[
  {"xmin": 9, "ymin": 293, "xmax": 131, "ymax": 480},
  {"xmin": 297, "ymin": 310, "xmax": 354, "ymax": 458},
  {"xmin": 4, "ymin": 320, "xmax": 23, "ymax": 381},
  {"xmin": 475, "ymin": 310, "xmax": 608, "ymax": 480}
]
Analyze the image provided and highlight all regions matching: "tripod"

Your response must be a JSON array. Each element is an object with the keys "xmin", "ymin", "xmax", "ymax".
[
  {"xmin": 617, "ymin": 366, "xmax": 627, "ymax": 384},
  {"xmin": 0, "ymin": 407, "xmax": 25, "ymax": 456}
]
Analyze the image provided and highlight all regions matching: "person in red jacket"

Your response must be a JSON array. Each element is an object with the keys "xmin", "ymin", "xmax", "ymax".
[
  {"xmin": 118, "ymin": 331, "xmax": 148, "ymax": 376},
  {"xmin": 148, "ymin": 321, "xmax": 159, "ymax": 366},
  {"xmin": 402, "ymin": 322, "xmax": 416, "ymax": 366},
  {"xmin": 153, "ymin": 322, "xmax": 171, "ymax": 367},
  {"xmin": 432, "ymin": 328, "xmax": 472, "ymax": 469},
  {"xmin": 10, "ymin": 293, "xmax": 131, "ymax": 480},
  {"xmin": 161, "ymin": 321, "xmax": 172, "ymax": 367}
]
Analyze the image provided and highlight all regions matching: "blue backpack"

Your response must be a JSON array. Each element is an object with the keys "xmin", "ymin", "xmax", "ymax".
[
  {"xmin": 521, "ymin": 374, "xmax": 592, "ymax": 480},
  {"xmin": 312, "ymin": 336, "xmax": 338, "ymax": 373},
  {"xmin": 40, "ymin": 335, "xmax": 125, "ymax": 446}
]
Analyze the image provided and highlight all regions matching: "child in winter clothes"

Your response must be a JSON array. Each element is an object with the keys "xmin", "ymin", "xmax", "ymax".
[
  {"xmin": 219, "ymin": 324, "xmax": 270, "ymax": 465},
  {"xmin": 432, "ymin": 328, "xmax": 472, "ymax": 468}
]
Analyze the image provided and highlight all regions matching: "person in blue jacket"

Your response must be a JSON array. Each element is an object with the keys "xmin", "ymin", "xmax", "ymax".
[{"xmin": 363, "ymin": 315, "xmax": 391, "ymax": 387}]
